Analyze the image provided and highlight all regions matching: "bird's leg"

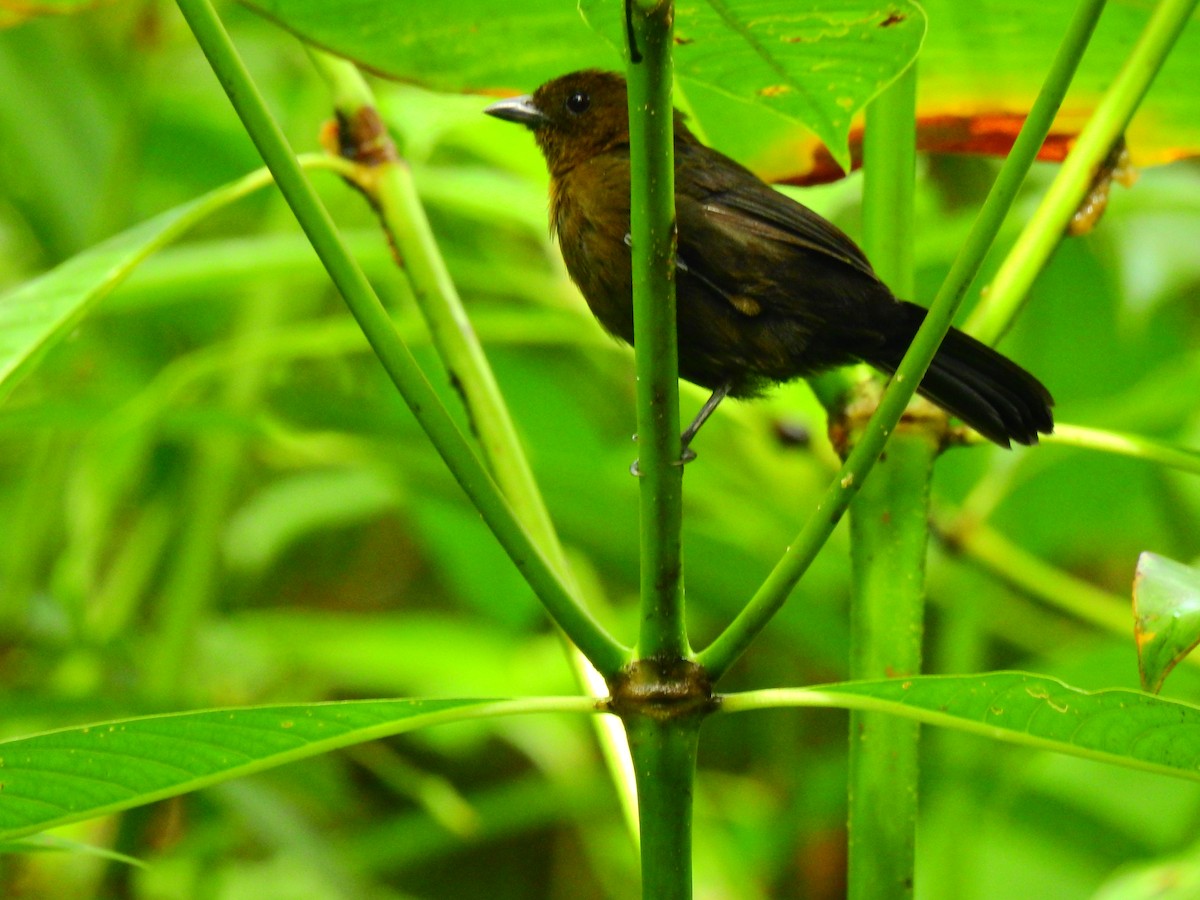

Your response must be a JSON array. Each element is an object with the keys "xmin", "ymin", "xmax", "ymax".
[
  {"xmin": 629, "ymin": 383, "xmax": 732, "ymax": 476},
  {"xmin": 679, "ymin": 381, "xmax": 731, "ymax": 463}
]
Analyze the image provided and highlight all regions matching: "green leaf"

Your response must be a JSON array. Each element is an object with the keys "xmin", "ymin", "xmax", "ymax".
[
  {"xmin": 584, "ymin": 0, "xmax": 925, "ymax": 170},
  {"xmin": 0, "ymin": 169, "xmax": 275, "ymax": 405},
  {"xmin": 0, "ymin": 697, "xmax": 593, "ymax": 841},
  {"xmin": 726, "ymin": 673, "xmax": 1200, "ymax": 781},
  {"xmin": 1135, "ymin": 552, "xmax": 1200, "ymax": 694},
  {"xmin": 239, "ymin": 0, "xmax": 619, "ymax": 90}
]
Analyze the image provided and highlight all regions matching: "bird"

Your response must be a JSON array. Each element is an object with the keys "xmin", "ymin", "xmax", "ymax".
[{"xmin": 485, "ymin": 70, "xmax": 1054, "ymax": 457}]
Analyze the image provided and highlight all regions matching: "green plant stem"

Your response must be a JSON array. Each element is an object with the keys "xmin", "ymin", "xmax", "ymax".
[
  {"xmin": 861, "ymin": 68, "xmax": 916, "ymax": 299},
  {"xmin": 698, "ymin": 0, "xmax": 1105, "ymax": 681},
  {"xmin": 626, "ymin": 1, "xmax": 687, "ymax": 660},
  {"xmin": 848, "ymin": 63, "xmax": 925, "ymax": 900},
  {"xmin": 847, "ymin": 438, "xmax": 932, "ymax": 899},
  {"xmin": 1046, "ymin": 423, "xmax": 1200, "ymax": 476},
  {"xmin": 934, "ymin": 512, "xmax": 1130, "ymax": 634},
  {"xmin": 173, "ymin": 0, "xmax": 628, "ymax": 675},
  {"xmin": 624, "ymin": 713, "xmax": 702, "ymax": 900},
  {"xmin": 305, "ymin": 52, "xmax": 571, "ymax": 575},
  {"xmin": 624, "ymin": 5, "xmax": 698, "ymax": 897},
  {"xmin": 966, "ymin": 0, "xmax": 1194, "ymax": 343}
]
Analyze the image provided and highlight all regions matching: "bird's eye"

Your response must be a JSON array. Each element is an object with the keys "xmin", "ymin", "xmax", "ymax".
[{"xmin": 565, "ymin": 91, "xmax": 591, "ymax": 115}]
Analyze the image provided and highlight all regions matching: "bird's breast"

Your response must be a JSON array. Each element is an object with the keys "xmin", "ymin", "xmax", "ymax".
[{"xmin": 551, "ymin": 159, "xmax": 636, "ymax": 343}]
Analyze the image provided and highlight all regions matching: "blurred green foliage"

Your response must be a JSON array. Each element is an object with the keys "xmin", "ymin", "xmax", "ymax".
[{"xmin": 1, "ymin": 3, "xmax": 1199, "ymax": 898}]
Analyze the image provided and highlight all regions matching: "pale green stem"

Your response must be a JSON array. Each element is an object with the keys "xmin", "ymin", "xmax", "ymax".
[{"xmin": 966, "ymin": 0, "xmax": 1196, "ymax": 342}]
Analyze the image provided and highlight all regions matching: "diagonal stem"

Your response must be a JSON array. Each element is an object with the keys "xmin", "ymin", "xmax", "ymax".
[
  {"xmin": 698, "ymin": 0, "xmax": 1109, "ymax": 681},
  {"xmin": 172, "ymin": 0, "xmax": 629, "ymax": 675}
]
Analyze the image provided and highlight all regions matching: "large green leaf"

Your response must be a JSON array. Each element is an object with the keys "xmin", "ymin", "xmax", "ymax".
[
  {"xmin": 0, "ymin": 697, "xmax": 593, "ymax": 841},
  {"xmin": 582, "ymin": 0, "xmax": 925, "ymax": 170},
  {"xmin": 241, "ymin": 0, "xmax": 923, "ymax": 170},
  {"xmin": 695, "ymin": 0, "xmax": 1200, "ymax": 181},
  {"xmin": 725, "ymin": 673, "xmax": 1200, "ymax": 780},
  {"xmin": 240, "ymin": 0, "xmax": 618, "ymax": 91},
  {"xmin": 241, "ymin": 0, "xmax": 1200, "ymax": 182}
]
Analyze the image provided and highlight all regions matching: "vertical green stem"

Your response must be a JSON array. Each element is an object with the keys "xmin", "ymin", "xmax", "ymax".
[
  {"xmin": 626, "ymin": 0, "xmax": 687, "ymax": 660},
  {"xmin": 625, "ymin": 714, "xmax": 702, "ymax": 900},
  {"xmin": 861, "ymin": 67, "xmax": 916, "ymax": 298},
  {"xmin": 847, "ymin": 63, "xmax": 926, "ymax": 900},
  {"xmin": 624, "ymin": 4, "xmax": 696, "ymax": 897},
  {"xmin": 847, "ymin": 440, "xmax": 931, "ymax": 897}
]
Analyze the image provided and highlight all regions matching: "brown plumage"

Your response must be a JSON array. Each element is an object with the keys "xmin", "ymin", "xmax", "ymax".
[{"xmin": 486, "ymin": 70, "xmax": 1054, "ymax": 450}]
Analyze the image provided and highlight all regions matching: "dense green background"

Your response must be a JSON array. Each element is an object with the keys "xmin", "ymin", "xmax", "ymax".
[{"xmin": 2, "ymin": 2, "xmax": 1200, "ymax": 898}]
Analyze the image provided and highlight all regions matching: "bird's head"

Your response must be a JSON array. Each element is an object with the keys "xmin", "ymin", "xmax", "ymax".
[{"xmin": 485, "ymin": 70, "xmax": 633, "ymax": 176}]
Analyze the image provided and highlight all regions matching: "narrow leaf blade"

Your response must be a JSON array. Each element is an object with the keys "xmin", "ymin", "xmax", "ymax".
[
  {"xmin": 0, "ymin": 169, "xmax": 272, "ymax": 404},
  {"xmin": 0, "ymin": 698, "xmax": 576, "ymax": 841},
  {"xmin": 730, "ymin": 673, "xmax": 1200, "ymax": 781}
]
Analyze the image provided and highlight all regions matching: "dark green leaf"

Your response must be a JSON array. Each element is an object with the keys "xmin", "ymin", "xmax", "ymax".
[{"xmin": 0, "ymin": 698, "xmax": 585, "ymax": 841}]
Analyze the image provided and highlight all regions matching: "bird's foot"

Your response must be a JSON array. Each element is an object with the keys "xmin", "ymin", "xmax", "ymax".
[{"xmin": 629, "ymin": 443, "xmax": 698, "ymax": 476}]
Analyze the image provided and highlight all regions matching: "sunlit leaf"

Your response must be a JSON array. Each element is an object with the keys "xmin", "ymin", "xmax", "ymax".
[
  {"xmin": 0, "ymin": 698, "xmax": 591, "ymax": 841},
  {"xmin": 1093, "ymin": 849, "xmax": 1200, "ymax": 900},
  {"xmin": 1134, "ymin": 552, "xmax": 1200, "ymax": 694},
  {"xmin": 741, "ymin": 0, "xmax": 1200, "ymax": 182},
  {"xmin": 580, "ymin": 0, "xmax": 925, "ymax": 170}
]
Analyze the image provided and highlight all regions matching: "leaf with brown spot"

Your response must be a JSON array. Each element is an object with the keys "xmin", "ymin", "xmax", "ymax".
[{"xmin": 1134, "ymin": 552, "xmax": 1200, "ymax": 694}]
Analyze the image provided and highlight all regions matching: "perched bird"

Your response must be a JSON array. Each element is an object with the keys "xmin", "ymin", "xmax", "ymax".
[{"xmin": 485, "ymin": 70, "xmax": 1053, "ymax": 454}]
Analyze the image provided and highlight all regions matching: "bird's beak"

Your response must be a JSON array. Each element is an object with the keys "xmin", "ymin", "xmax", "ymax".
[{"xmin": 484, "ymin": 94, "xmax": 549, "ymax": 128}]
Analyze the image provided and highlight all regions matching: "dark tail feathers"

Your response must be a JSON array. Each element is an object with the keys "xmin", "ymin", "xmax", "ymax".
[{"xmin": 868, "ymin": 301, "xmax": 1054, "ymax": 447}]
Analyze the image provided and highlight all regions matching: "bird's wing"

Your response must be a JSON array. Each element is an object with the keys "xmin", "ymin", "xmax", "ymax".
[
  {"xmin": 671, "ymin": 142, "xmax": 889, "ymax": 341},
  {"xmin": 675, "ymin": 142, "xmax": 879, "ymax": 282}
]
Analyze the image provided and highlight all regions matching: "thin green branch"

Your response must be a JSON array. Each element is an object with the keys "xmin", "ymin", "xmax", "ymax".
[
  {"xmin": 626, "ymin": 2, "xmax": 687, "ymax": 660},
  {"xmin": 698, "ymin": 0, "xmax": 1107, "ymax": 681},
  {"xmin": 933, "ymin": 511, "xmax": 1130, "ymax": 635},
  {"xmin": 966, "ymin": 0, "xmax": 1195, "ymax": 343},
  {"xmin": 306, "ymin": 52, "xmax": 572, "ymax": 573},
  {"xmin": 922, "ymin": 508, "xmax": 1200, "ymax": 671},
  {"xmin": 173, "ymin": 0, "xmax": 628, "ymax": 675},
  {"xmin": 1045, "ymin": 424, "xmax": 1200, "ymax": 475}
]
